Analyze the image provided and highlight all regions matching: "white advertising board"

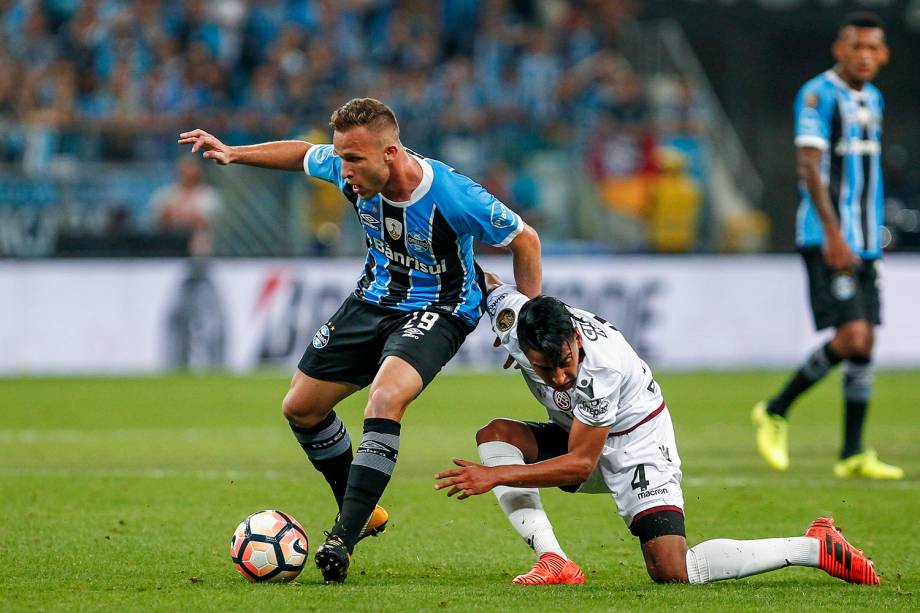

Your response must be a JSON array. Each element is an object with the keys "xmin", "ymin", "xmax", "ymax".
[{"xmin": 1, "ymin": 255, "xmax": 918, "ymax": 374}]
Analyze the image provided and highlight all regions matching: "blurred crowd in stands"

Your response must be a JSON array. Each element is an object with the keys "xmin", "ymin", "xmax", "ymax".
[{"xmin": 0, "ymin": 0, "xmax": 712, "ymax": 256}]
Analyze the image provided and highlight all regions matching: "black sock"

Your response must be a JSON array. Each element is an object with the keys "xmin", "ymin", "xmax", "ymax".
[
  {"xmin": 768, "ymin": 342, "xmax": 842, "ymax": 417},
  {"xmin": 290, "ymin": 412, "xmax": 353, "ymax": 510},
  {"xmin": 333, "ymin": 417, "xmax": 400, "ymax": 552},
  {"xmin": 841, "ymin": 356, "xmax": 872, "ymax": 458}
]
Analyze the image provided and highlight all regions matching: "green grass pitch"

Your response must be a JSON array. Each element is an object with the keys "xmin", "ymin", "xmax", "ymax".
[{"xmin": 1, "ymin": 371, "xmax": 916, "ymax": 611}]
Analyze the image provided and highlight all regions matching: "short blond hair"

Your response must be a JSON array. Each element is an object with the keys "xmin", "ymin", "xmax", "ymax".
[{"xmin": 329, "ymin": 98, "xmax": 400, "ymax": 138}]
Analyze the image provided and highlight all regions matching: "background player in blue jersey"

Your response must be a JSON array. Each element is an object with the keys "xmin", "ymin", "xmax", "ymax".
[
  {"xmin": 178, "ymin": 98, "xmax": 542, "ymax": 582},
  {"xmin": 752, "ymin": 13, "xmax": 902, "ymax": 480}
]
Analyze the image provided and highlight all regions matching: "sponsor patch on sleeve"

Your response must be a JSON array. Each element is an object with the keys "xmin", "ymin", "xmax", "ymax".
[
  {"xmin": 490, "ymin": 202, "xmax": 515, "ymax": 229},
  {"xmin": 495, "ymin": 308, "xmax": 516, "ymax": 332}
]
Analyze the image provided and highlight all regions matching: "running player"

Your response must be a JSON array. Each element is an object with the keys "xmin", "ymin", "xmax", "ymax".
[
  {"xmin": 179, "ymin": 98, "xmax": 542, "ymax": 583},
  {"xmin": 434, "ymin": 273, "xmax": 880, "ymax": 587},
  {"xmin": 752, "ymin": 12, "xmax": 902, "ymax": 479}
]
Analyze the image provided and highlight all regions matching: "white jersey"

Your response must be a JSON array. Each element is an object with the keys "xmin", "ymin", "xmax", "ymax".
[{"xmin": 486, "ymin": 284, "xmax": 664, "ymax": 433}]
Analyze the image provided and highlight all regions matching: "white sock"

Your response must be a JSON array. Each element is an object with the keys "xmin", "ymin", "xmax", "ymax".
[
  {"xmin": 685, "ymin": 537, "xmax": 819, "ymax": 583},
  {"xmin": 477, "ymin": 441, "xmax": 566, "ymax": 558}
]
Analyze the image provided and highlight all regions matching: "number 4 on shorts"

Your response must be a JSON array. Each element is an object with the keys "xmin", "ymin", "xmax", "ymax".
[{"xmin": 631, "ymin": 464, "xmax": 649, "ymax": 491}]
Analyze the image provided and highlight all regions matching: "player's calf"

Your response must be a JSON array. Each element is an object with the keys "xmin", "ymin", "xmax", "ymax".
[
  {"xmin": 634, "ymin": 510, "xmax": 690, "ymax": 583},
  {"xmin": 640, "ymin": 535, "xmax": 690, "ymax": 583}
]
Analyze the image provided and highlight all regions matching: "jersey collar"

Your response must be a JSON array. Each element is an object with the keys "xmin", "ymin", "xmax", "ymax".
[
  {"xmin": 825, "ymin": 69, "xmax": 868, "ymax": 101},
  {"xmin": 380, "ymin": 155, "xmax": 433, "ymax": 208}
]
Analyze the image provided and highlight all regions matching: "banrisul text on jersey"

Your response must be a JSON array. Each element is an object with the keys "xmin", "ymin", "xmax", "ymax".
[{"xmin": 305, "ymin": 144, "xmax": 523, "ymax": 326}]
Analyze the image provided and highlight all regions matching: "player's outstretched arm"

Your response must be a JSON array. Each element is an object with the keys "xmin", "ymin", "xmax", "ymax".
[
  {"xmin": 434, "ymin": 420, "xmax": 607, "ymax": 498},
  {"xmin": 796, "ymin": 146, "xmax": 858, "ymax": 270},
  {"xmin": 507, "ymin": 224, "xmax": 541, "ymax": 298},
  {"xmin": 178, "ymin": 129, "xmax": 312, "ymax": 171}
]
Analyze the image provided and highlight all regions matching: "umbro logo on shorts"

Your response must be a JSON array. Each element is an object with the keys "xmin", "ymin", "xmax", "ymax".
[{"xmin": 402, "ymin": 327, "xmax": 425, "ymax": 339}]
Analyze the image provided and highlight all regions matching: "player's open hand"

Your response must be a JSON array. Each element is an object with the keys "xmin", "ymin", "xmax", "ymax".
[
  {"xmin": 178, "ymin": 129, "xmax": 234, "ymax": 165},
  {"xmin": 434, "ymin": 459, "xmax": 495, "ymax": 499}
]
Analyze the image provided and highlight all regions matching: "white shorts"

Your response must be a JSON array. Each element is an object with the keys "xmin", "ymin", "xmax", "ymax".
[{"xmin": 576, "ymin": 408, "xmax": 684, "ymax": 528}]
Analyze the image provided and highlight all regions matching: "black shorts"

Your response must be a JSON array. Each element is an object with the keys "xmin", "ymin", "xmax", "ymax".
[
  {"xmin": 801, "ymin": 250, "xmax": 881, "ymax": 330},
  {"xmin": 298, "ymin": 295, "xmax": 474, "ymax": 388},
  {"xmin": 524, "ymin": 421, "xmax": 582, "ymax": 493}
]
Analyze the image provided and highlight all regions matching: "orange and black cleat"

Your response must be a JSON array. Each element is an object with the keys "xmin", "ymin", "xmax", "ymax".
[
  {"xmin": 805, "ymin": 517, "xmax": 880, "ymax": 586},
  {"xmin": 512, "ymin": 552, "xmax": 585, "ymax": 586}
]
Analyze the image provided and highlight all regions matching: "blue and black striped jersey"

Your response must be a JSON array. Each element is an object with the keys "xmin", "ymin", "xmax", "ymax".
[
  {"xmin": 304, "ymin": 144, "xmax": 523, "ymax": 326},
  {"xmin": 794, "ymin": 69, "xmax": 884, "ymax": 259}
]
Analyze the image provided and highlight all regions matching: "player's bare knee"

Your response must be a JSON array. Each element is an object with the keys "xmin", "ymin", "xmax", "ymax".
[
  {"xmin": 280, "ymin": 392, "xmax": 300, "ymax": 423},
  {"xmin": 647, "ymin": 566, "xmax": 688, "ymax": 584},
  {"xmin": 475, "ymin": 418, "xmax": 519, "ymax": 445},
  {"xmin": 853, "ymin": 334, "xmax": 873, "ymax": 357},
  {"xmin": 365, "ymin": 385, "xmax": 409, "ymax": 419},
  {"xmin": 281, "ymin": 391, "xmax": 326, "ymax": 427},
  {"xmin": 834, "ymin": 323, "xmax": 873, "ymax": 358},
  {"xmin": 644, "ymin": 556, "xmax": 689, "ymax": 584}
]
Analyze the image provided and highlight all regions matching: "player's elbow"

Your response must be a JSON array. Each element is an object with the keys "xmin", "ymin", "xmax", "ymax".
[
  {"xmin": 510, "ymin": 224, "xmax": 540, "ymax": 254},
  {"xmin": 570, "ymin": 458, "xmax": 595, "ymax": 483},
  {"xmin": 795, "ymin": 150, "xmax": 821, "ymax": 183},
  {"xmin": 795, "ymin": 161, "xmax": 813, "ymax": 183}
]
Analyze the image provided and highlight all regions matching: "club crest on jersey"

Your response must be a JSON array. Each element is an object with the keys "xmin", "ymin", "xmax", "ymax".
[
  {"xmin": 385, "ymin": 218, "xmax": 403, "ymax": 240},
  {"xmin": 831, "ymin": 272, "xmax": 856, "ymax": 301},
  {"xmin": 805, "ymin": 92, "xmax": 819, "ymax": 108},
  {"xmin": 360, "ymin": 213, "xmax": 380, "ymax": 231},
  {"xmin": 553, "ymin": 390, "xmax": 572, "ymax": 412},
  {"xmin": 496, "ymin": 308, "xmax": 516, "ymax": 332},
  {"xmin": 490, "ymin": 202, "xmax": 515, "ymax": 229},
  {"xmin": 312, "ymin": 323, "xmax": 332, "ymax": 349},
  {"xmin": 407, "ymin": 232, "xmax": 431, "ymax": 253}
]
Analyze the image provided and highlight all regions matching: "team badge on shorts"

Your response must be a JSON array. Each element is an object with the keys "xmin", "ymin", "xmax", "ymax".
[
  {"xmin": 496, "ymin": 308, "xmax": 516, "ymax": 332},
  {"xmin": 831, "ymin": 272, "xmax": 856, "ymax": 301},
  {"xmin": 312, "ymin": 323, "xmax": 332, "ymax": 349}
]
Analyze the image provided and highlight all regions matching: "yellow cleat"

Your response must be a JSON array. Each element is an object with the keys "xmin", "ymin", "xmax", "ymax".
[
  {"xmin": 751, "ymin": 401, "xmax": 789, "ymax": 471},
  {"xmin": 834, "ymin": 449, "xmax": 904, "ymax": 480},
  {"xmin": 357, "ymin": 504, "xmax": 389, "ymax": 542}
]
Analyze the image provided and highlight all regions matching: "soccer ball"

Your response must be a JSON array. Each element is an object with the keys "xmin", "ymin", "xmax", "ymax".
[{"xmin": 230, "ymin": 509, "xmax": 309, "ymax": 582}]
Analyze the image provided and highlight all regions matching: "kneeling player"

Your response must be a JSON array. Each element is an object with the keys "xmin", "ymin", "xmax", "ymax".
[{"xmin": 434, "ymin": 273, "xmax": 880, "ymax": 586}]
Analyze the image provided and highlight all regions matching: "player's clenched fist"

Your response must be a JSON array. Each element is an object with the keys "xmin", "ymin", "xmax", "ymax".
[
  {"xmin": 178, "ymin": 129, "xmax": 234, "ymax": 165},
  {"xmin": 434, "ymin": 459, "xmax": 496, "ymax": 499}
]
